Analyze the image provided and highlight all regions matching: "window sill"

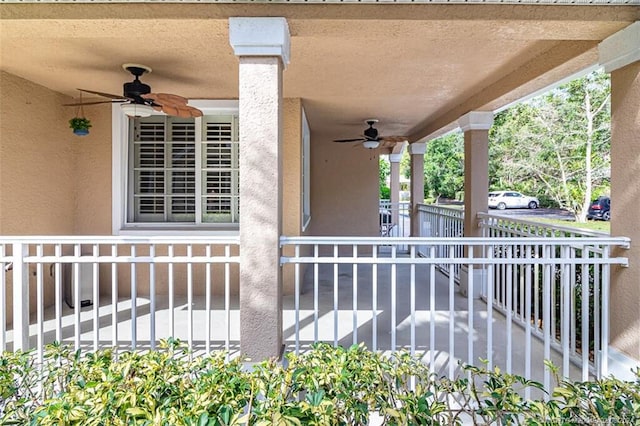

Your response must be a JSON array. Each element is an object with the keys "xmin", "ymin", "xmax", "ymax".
[{"xmin": 116, "ymin": 226, "xmax": 239, "ymax": 237}]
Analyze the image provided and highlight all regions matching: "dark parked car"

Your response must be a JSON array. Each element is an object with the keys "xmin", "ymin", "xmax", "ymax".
[{"xmin": 587, "ymin": 196, "xmax": 610, "ymax": 221}]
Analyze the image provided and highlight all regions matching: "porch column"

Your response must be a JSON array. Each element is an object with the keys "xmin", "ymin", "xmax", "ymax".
[
  {"xmin": 409, "ymin": 142, "xmax": 426, "ymax": 237},
  {"xmin": 229, "ymin": 17, "xmax": 290, "ymax": 361},
  {"xmin": 389, "ymin": 153, "xmax": 402, "ymax": 228},
  {"xmin": 599, "ymin": 21, "xmax": 640, "ymax": 368},
  {"xmin": 459, "ymin": 111, "xmax": 493, "ymax": 238}
]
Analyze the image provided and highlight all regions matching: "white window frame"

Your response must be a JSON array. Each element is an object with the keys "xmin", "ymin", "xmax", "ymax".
[
  {"xmin": 112, "ymin": 100, "xmax": 239, "ymax": 235},
  {"xmin": 301, "ymin": 108, "xmax": 311, "ymax": 232}
]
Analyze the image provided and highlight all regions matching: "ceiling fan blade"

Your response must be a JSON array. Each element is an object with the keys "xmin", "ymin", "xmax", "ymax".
[
  {"xmin": 63, "ymin": 100, "xmax": 125, "ymax": 106},
  {"xmin": 77, "ymin": 88, "xmax": 129, "ymax": 100},
  {"xmin": 333, "ymin": 138, "xmax": 366, "ymax": 143},
  {"xmin": 160, "ymin": 104, "xmax": 203, "ymax": 118},
  {"xmin": 379, "ymin": 135, "xmax": 408, "ymax": 143},
  {"xmin": 143, "ymin": 93, "xmax": 188, "ymax": 106}
]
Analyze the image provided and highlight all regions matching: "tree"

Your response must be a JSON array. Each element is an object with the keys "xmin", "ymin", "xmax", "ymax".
[
  {"xmin": 379, "ymin": 156, "xmax": 390, "ymax": 199},
  {"xmin": 423, "ymin": 132, "xmax": 464, "ymax": 200},
  {"xmin": 489, "ymin": 70, "xmax": 610, "ymax": 221}
]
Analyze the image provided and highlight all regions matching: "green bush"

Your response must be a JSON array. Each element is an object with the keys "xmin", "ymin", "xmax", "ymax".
[{"xmin": 1, "ymin": 341, "xmax": 639, "ymax": 425}]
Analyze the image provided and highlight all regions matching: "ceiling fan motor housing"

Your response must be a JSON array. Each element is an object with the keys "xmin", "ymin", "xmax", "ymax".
[
  {"xmin": 364, "ymin": 126, "xmax": 378, "ymax": 140},
  {"xmin": 123, "ymin": 80, "xmax": 151, "ymax": 98}
]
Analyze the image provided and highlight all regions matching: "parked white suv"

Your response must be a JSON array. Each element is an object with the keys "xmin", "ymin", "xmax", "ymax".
[{"xmin": 488, "ymin": 191, "xmax": 539, "ymax": 210}]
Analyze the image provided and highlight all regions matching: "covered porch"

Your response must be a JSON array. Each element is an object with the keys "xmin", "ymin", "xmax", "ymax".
[{"xmin": 1, "ymin": 1, "xmax": 640, "ymax": 394}]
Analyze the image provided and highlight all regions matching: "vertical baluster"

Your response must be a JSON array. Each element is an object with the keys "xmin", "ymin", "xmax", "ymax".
[
  {"xmin": 111, "ymin": 244, "xmax": 118, "ymax": 350},
  {"xmin": 130, "ymin": 245, "xmax": 137, "ymax": 350},
  {"xmin": 0, "ymin": 244, "xmax": 5, "ymax": 352},
  {"xmin": 429, "ymin": 245, "xmax": 436, "ymax": 372},
  {"xmin": 187, "ymin": 244, "xmax": 193, "ymax": 352},
  {"xmin": 168, "ymin": 245, "xmax": 175, "ymax": 338},
  {"xmin": 12, "ymin": 242, "xmax": 29, "ymax": 351},
  {"xmin": 562, "ymin": 245, "xmax": 571, "ymax": 378},
  {"xmin": 410, "ymin": 244, "xmax": 416, "ymax": 356},
  {"xmin": 149, "ymin": 244, "xmax": 156, "ymax": 350},
  {"xmin": 506, "ymin": 245, "xmax": 513, "ymax": 374},
  {"xmin": 314, "ymin": 244, "xmax": 319, "ymax": 342},
  {"xmin": 36, "ymin": 244, "xmax": 44, "ymax": 363},
  {"xmin": 74, "ymin": 244, "xmax": 81, "ymax": 351},
  {"xmin": 543, "ymin": 245, "xmax": 552, "ymax": 397},
  {"xmin": 601, "ymin": 245, "xmax": 610, "ymax": 377},
  {"xmin": 487, "ymin": 245, "xmax": 494, "ymax": 370},
  {"xmin": 294, "ymin": 244, "xmax": 300, "ymax": 355},
  {"xmin": 372, "ymin": 246, "xmax": 378, "ymax": 352},
  {"xmin": 594, "ymin": 251, "xmax": 601, "ymax": 377},
  {"xmin": 581, "ymin": 246, "xmax": 589, "ymax": 381},
  {"xmin": 468, "ymin": 245, "xmax": 474, "ymax": 370},
  {"xmin": 525, "ymin": 244, "xmax": 532, "ymax": 400},
  {"xmin": 448, "ymin": 244, "xmax": 455, "ymax": 380},
  {"xmin": 333, "ymin": 245, "xmax": 339, "ymax": 347},
  {"xmin": 225, "ymin": 245, "xmax": 231, "ymax": 359},
  {"xmin": 205, "ymin": 245, "xmax": 212, "ymax": 354},
  {"xmin": 92, "ymin": 244, "xmax": 99, "ymax": 351},
  {"xmin": 391, "ymin": 244, "xmax": 397, "ymax": 351},
  {"xmin": 352, "ymin": 244, "xmax": 358, "ymax": 345},
  {"xmin": 570, "ymin": 247, "xmax": 577, "ymax": 358}
]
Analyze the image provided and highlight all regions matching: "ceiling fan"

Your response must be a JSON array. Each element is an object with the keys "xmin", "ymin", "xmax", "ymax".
[
  {"xmin": 64, "ymin": 64, "xmax": 203, "ymax": 118},
  {"xmin": 333, "ymin": 119, "xmax": 407, "ymax": 149}
]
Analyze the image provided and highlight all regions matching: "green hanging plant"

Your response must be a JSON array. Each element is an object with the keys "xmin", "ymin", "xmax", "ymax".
[
  {"xmin": 69, "ymin": 117, "xmax": 92, "ymax": 132},
  {"xmin": 69, "ymin": 92, "xmax": 92, "ymax": 136}
]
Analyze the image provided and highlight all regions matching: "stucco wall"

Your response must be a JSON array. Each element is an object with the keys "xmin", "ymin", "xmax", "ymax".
[
  {"xmin": 0, "ymin": 71, "xmax": 77, "ymax": 325},
  {"xmin": 0, "ymin": 72, "xmax": 76, "ymax": 235},
  {"xmin": 309, "ymin": 132, "xmax": 379, "ymax": 237},
  {"xmin": 73, "ymin": 104, "xmax": 112, "ymax": 235}
]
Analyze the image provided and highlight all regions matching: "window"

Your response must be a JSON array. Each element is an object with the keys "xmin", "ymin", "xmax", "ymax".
[
  {"xmin": 129, "ymin": 114, "xmax": 239, "ymax": 225},
  {"xmin": 113, "ymin": 101, "xmax": 240, "ymax": 233}
]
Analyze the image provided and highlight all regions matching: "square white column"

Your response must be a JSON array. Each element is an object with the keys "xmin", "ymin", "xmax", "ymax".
[
  {"xmin": 409, "ymin": 142, "xmax": 425, "ymax": 237},
  {"xmin": 230, "ymin": 17, "xmax": 290, "ymax": 361}
]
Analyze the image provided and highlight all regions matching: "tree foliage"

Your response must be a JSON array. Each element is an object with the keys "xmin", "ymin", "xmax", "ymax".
[
  {"xmin": 489, "ymin": 70, "xmax": 611, "ymax": 220},
  {"xmin": 420, "ymin": 70, "xmax": 611, "ymax": 219},
  {"xmin": 423, "ymin": 133, "xmax": 464, "ymax": 200}
]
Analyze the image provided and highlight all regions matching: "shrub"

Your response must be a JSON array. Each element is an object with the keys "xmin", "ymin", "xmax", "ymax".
[{"xmin": 1, "ymin": 341, "xmax": 639, "ymax": 425}]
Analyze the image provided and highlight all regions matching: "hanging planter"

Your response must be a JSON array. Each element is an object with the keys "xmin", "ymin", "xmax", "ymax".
[
  {"xmin": 69, "ymin": 93, "xmax": 92, "ymax": 136},
  {"xmin": 69, "ymin": 117, "xmax": 92, "ymax": 136}
]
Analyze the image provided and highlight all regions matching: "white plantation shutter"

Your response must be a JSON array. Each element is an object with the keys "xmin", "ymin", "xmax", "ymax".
[
  {"xmin": 129, "ymin": 114, "xmax": 238, "ymax": 225},
  {"xmin": 202, "ymin": 116, "xmax": 239, "ymax": 223}
]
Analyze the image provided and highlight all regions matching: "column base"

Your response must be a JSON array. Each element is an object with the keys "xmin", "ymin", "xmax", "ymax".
[{"xmin": 459, "ymin": 265, "xmax": 485, "ymax": 299}]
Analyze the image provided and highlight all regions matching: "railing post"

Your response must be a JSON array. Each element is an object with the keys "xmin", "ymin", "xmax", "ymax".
[{"xmin": 12, "ymin": 242, "xmax": 30, "ymax": 351}]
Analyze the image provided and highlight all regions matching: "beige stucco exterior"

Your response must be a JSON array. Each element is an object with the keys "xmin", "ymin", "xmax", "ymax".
[
  {"xmin": 609, "ymin": 61, "xmax": 640, "ymax": 362},
  {"xmin": 2, "ymin": 4, "xmax": 640, "ymax": 361}
]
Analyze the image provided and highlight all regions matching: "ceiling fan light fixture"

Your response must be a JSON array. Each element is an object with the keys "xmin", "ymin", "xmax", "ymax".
[
  {"xmin": 363, "ymin": 140, "xmax": 380, "ymax": 149},
  {"xmin": 121, "ymin": 103, "xmax": 153, "ymax": 118}
]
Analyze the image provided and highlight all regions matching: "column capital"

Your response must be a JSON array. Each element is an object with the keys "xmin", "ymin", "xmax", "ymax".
[
  {"xmin": 458, "ymin": 111, "xmax": 494, "ymax": 132},
  {"xmin": 409, "ymin": 142, "xmax": 426, "ymax": 155},
  {"xmin": 229, "ymin": 17, "xmax": 291, "ymax": 67},
  {"xmin": 599, "ymin": 21, "xmax": 640, "ymax": 73},
  {"xmin": 389, "ymin": 153, "xmax": 403, "ymax": 163}
]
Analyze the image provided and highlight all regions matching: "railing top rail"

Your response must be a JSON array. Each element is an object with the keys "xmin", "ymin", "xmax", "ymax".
[
  {"xmin": 0, "ymin": 235, "xmax": 240, "ymax": 244},
  {"xmin": 478, "ymin": 212, "xmax": 609, "ymax": 237},
  {"xmin": 417, "ymin": 203, "xmax": 464, "ymax": 214},
  {"xmin": 280, "ymin": 235, "xmax": 630, "ymax": 247}
]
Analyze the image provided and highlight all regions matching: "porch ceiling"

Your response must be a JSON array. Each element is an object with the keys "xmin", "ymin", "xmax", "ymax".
[{"xmin": 1, "ymin": 4, "xmax": 638, "ymax": 142}]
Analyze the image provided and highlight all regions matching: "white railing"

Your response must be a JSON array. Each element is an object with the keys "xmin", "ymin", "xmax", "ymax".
[
  {"xmin": 1, "ymin": 236, "xmax": 240, "ymax": 361},
  {"xmin": 379, "ymin": 200, "xmax": 410, "ymax": 237},
  {"xmin": 417, "ymin": 204, "xmax": 464, "ymax": 277},
  {"xmin": 477, "ymin": 213, "xmax": 616, "ymax": 379},
  {"xmin": 280, "ymin": 235, "xmax": 629, "ymax": 393}
]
